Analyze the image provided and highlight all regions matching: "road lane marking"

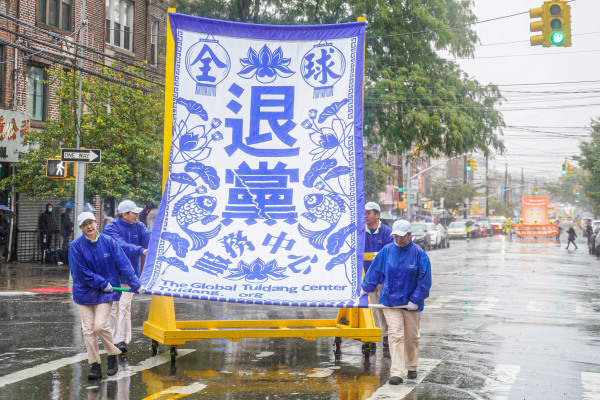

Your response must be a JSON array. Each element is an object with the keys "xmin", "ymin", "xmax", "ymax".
[
  {"xmin": 365, "ymin": 358, "xmax": 440, "ymax": 399},
  {"xmin": 0, "ymin": 291, "xmax": 37, "ymax": 296},
  {"xmin": 141, "ymin": 382, "xmax": 207, "ymax": 400},
  {"xmin": 473, "ymin": 296, "xmax": 499, "ymax": 311},
  {"xmin": 106, "ymin": 349, "xmax": 195, "ymax": 381},
  {"xmin": 526, "ymin": 301, "xmax": 544, "ymax": 312},
  {"xmin": 480, "ymin": 364, "xmax": 520, "ymax": 400},
  {"xmin": 582, "ymin": 372, "xmax": 600, "ymax": 400},
  {"xmin": 0, "ymin": 351, "xmax": 104, "ymax": 388}
]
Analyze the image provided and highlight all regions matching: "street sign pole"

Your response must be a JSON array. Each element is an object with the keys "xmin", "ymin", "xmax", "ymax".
[{"xmin": 74, "ymin": 0, "xmax": 86, "ymax": 241}]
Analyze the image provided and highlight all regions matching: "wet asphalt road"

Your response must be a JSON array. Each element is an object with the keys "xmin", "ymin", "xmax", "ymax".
[{"xmin": 0, "ymin": 233, "xmax": 599, "ymax": 400}]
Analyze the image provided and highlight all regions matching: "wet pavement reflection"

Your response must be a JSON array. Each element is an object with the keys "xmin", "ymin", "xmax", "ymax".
[{"xmin": 1, "ymin": 233, "xmax": 599, "ymax": 399}]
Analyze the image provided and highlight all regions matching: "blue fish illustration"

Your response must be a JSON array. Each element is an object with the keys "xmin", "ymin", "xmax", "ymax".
[
  {"xmin": 172, "ymin": 195, "xmax": 221, "ymax": 250},
  {"xmin": 298, "ymin": 193, "xmax": 345, "ymax": 250}
]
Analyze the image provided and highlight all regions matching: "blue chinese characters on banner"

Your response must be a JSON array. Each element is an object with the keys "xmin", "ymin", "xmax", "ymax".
[{"xmin": 141, "ymin": 14, "xmax": 366, "ymax": 307}]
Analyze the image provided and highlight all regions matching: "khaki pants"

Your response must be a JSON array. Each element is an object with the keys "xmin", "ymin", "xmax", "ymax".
[
  {"xmin": 110, "ymin": 284, "xmax": 134, "ymax": 344},
  {"xmin": 382, "ymin": 308, "xmax": 421, "ymax": 378},
  {"xmin": 368, "ymin": 285, "xmax": 388, "ymax": 337},
  {"xmin": 77, "ymin": 302, "xmax": 121, "ymax": 364}
]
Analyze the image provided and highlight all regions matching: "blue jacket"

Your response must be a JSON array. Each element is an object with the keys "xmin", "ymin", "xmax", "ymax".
[
  {"xmin": 104, "ymin": 217, "xmax": 151, "ymax": 280},
  {"xmin": 361, "ymin": 241, "xmax": 432, "ymax": 311},
  {"xmin": 69, "ymin": 233, "xmax": 141, "ymax": 306},
  {"xmin": 364, "ymin": 222, "xmax": 393, "ymax": 273}
]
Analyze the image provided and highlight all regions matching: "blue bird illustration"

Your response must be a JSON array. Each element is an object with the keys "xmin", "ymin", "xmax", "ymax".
[
  {"xmin": 172, "ymin": 194, "xmax": 221, "ymax": 250},
  {"xmin": 298, "ymin": 193, "xmax": 345, "ymax": 250}
]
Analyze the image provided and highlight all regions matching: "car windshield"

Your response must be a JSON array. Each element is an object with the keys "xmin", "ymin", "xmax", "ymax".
[
  {"xmin": 437, "ymin": 226, "xmax": 445, "ymax": 232},
  {"xmin": 490, "ymin": 219, "xmax": 504, "ymax": 224},
  {"xmin": 411, "ymin": 224, "xmax": 425, "ymax": 232},
  {"xmin": 425, "ymin": 223, "xmax": 435, "ymax": 230},
  {"xmin": 449, "ymin": 222, "xmax": 465, "ymax": 229}
]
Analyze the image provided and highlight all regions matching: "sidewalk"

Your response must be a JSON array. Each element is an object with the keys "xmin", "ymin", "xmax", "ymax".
[{"xmin": 0, "ymin": 262, "xmax": 72, "ymax": 293}]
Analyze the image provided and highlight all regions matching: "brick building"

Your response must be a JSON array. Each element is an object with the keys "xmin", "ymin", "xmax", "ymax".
[{"xmin": 0, "ymin": 0, "xmax": 168, "ymax": 261}]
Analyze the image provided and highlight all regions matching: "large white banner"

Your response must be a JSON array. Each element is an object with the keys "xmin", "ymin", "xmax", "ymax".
[{"xmin": 141, "ymin": 14, "xmax": 366, "ymax": 307}]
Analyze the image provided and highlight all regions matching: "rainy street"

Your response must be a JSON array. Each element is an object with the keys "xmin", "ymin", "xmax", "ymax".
[{"xmin": 1, "ymin": 233, "xmax": 599, "ymax": 400}]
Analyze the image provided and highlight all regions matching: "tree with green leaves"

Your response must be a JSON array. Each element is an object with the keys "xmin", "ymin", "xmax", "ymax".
[
  {"xmin": 573, "ymin": 119, "xmax": 600, "ymax": 214},
  {"xmin": 0, "ymin": 64, "xmax": 164, "ymax": 205},
  {"xmin": 363, "ymin": 155, "xmax": 392, "ymax": 202},
  {"xmin": 430, "ymin": 179, "xmax": 482, "ymax": 215},
  {"xmin": 169, "ymin": 0, "xmax": 505, "ymax": 158},
  {"xmin": 489, "ymin": 200, "xmax": 513, "ymax": 218}
]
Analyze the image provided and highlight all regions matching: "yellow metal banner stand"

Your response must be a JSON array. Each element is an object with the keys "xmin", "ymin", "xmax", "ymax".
[{"xmin": 143, "ymin": 10, "xmax": 378, "ymax": 366}]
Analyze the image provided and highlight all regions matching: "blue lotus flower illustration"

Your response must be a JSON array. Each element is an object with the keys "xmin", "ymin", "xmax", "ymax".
[
  {"xmin": 225, "ymin": 258, "xmax": 288, "ymax": 283},
  {"xmin": 238, "ymin": 45, "xmax": 295, "ymax": 84}
]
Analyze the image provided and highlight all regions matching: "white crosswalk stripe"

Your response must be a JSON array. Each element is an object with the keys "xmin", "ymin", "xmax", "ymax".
[
  {"xmin": 480, "ymin": 364, "xmax": 520, "ymax": 400},
  {"xmin": 365, "ymin": 358, "xmax": 440, "ymax": 400},
  {"xmin": 582, "ymin": 372, "xmax": 600, "ymax": 400}
]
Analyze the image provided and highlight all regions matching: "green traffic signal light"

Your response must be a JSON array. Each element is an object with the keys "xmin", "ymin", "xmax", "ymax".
[{"xmin": 551, "ymin": 31, "xmax": 564, "ymax": 45}]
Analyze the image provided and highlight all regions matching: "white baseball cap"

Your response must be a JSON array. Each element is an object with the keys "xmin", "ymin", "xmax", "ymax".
[
  {"xmin": 118, "ymin": 200, "xmax": 143, "ymax": 214},
  {"xmin": 77, "ymin": 211, "xmax": 96, "ymax": 227},
  {"xmin": 365, "ymin": 202, "xmax": 381, "ymax": 212},
  {"xmin": 391, "ymin": 220, "xmax": 411, "ymax": 236}
]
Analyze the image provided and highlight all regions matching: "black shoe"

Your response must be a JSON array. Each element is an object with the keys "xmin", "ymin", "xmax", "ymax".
[
  {"xmin": 369, "ymin": 342, "xmax": 376, "ymax": 352},
  {"xmin": 116, "ymin": 341, "xmax": 128, "ymax": 353},
  {"xmin": 389, "ymin": 376, "xmax": 403, "ymax": 385},
  {"xmin": 88, "ymin": 362, "xmax": 102, "ymax": 380},
  {"xmin": 407, "ymin": 370, "xmax": 418, "ymax": 379},
  {"xmin": 382, "ymin": 336, "xmax": 389, "ymax": 349},
  {"xmin": 106, "ymin": 355, "xmax": 118, "ymax": 376}
]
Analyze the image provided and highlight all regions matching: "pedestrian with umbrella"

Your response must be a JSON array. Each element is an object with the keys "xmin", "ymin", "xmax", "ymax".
[
  {"xmin": 566, "ymin": 226, "xmax": 578, "ymax": 250},
  {"xmin": 60, "ymin": 208, "xmax": 74, "ymax": 264},
  {"xmin": 69, "ymin": 212, "xmax": 144, "ymax": 380}
]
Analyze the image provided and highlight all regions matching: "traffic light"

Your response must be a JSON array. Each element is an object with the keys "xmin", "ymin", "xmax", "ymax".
[
  {"xmin": 466, "ymin": 158, "xmax": 472, "ymax": 171},
  {"xmin": 561, "ymin": 162, "xmax": 567, "ymax": 175},
  {"xmin": 573, "ymin": 188, "xmax": 580, "ymax": 195},
  {"xmin": 533, "ymin": 187, "xmax": 539, "ymax": 195},
  {"xmin": 567, "ymin": 163, "xmax": 573, "ymax": 174},
  {"xmin": 530, "ymin": 1, "xmax": 571, "ymax": 47},
  {"xmin": 46, "ymin": 159, "xmax": 67, "ymax": 178},
  {"xmin": 471, "ymin": 159, "xmax": 478, "ymax": 171}
]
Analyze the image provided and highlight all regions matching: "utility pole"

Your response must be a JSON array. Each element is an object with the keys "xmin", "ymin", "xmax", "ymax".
[
  {"xmin": 463, "ymin": 155, "xmax": 468, "ymax": 218},
  {"xmin": 74, "ymin": 1, "xmax": 87, "ymax": 239},
  {"xmin": 485, "ymin": 155, "xmax": 489, "ymax": 217},
  {"xmin": 504, "ymin": 162, "xmax": 509, "ymax": 203}
]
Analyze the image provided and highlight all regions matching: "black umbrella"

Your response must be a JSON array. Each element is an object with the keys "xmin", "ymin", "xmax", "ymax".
[{"xmin": 0, "ymin": 205, "xmax": 15, "ymax": 219}]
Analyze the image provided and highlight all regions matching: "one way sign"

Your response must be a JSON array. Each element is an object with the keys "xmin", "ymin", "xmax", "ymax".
[{"xmin": 61, "ymin": 148, "xmax": 101, "ymax": 163}]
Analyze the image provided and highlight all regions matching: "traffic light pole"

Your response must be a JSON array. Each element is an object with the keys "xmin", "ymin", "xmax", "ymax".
[{"xmin": 405, "ymin": 154, "xmax": 411, "ymax": 221}]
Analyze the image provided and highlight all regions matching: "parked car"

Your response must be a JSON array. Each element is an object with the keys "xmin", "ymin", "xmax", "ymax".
[
  {"xmin": 477, "ymin": 218, "xmax": 492, "ymax": 236},
  {"xmin": 490, "ymin": 217, "xmax": 506, "ymax": 234},
  {"xmin": 436, "ymin": 224, "xmax": 450, "ymax": 248},
  {"xmin": 425, "ymin": 222, "xmax": 441, "ymax": 249},
  {"xmin": 588, "ymin": 227, "xmax": 599, "ymax": 255},
  {"xmin": 411, "ymin": 222, "xmax": 431, "ymax": 250},
  {"xmin": 447, "ymin": 221, "xmax": 468, "ymax": 239}
]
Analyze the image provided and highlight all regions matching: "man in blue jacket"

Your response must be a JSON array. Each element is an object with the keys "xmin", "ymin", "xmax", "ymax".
[
  {"xmin": 361, "ymin": 220, "xmax": 432, "ymax": 385},
  {"xmin": 364, "ymin": 202, "xmax": 393, "ymax": 351},
  {"xmin": 105, "ymin": 200, "xmax": 151, "ymax": 353},
  {"xmin": 70, "ymin": 212, "xmax": 144, "ymax": 380}
]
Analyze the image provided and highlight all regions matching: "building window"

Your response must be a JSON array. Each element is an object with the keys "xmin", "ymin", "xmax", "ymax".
[
  {"xmin": 150, "ymin": 20, "xmax": 159, "ymax": 66},
  {"xmin": 105, "ymin": 0, "xmax": 134, "ymax": 51},
  {"xmin": 26, "ymin": 65, "xmax": 47, "ymax": 121},
  {"xmin": 37, "ymin": 0, "xmax": 72, "ymax": 31}
]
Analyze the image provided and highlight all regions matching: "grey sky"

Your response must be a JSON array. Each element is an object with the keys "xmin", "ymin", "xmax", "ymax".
[{"xmin": 453, "ymin": 0, "xmax": 600, "ymax": 182}]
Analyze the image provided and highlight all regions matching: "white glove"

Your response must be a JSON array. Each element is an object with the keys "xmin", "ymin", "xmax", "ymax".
[
  {"xmin": 103, "ymin": 282, "xmax": 113, "ymax": 293},
  {"xmin": 407, "ymin": 301, "xmax": 418, "ymax": 311},
  {"xmin": 359, "ymin": 289, "xmax": 369, "ymax": 297},
  {"xmin": 135, "ymin": 286, "xmax": 146, "ymax": 294}
]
